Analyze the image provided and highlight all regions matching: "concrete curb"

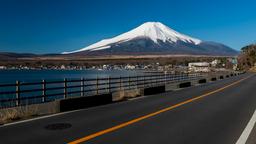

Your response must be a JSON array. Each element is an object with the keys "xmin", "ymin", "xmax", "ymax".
[{"xmin": 59, "ymin": 93, "xmax": 112, "ymax": 112}]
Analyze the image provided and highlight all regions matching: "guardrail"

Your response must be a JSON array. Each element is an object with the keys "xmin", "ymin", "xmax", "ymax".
[{"xmin": 0, "ymin": 73, "xmax": 205, "ymax": 109}]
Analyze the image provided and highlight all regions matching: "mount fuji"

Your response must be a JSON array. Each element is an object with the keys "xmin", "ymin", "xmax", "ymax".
[{"xmin": 63, "ymin": 22, "xmax": 238, "ymax": 56}]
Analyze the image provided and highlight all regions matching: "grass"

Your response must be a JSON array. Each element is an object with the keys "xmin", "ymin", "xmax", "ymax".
[
  {"xmin": 0, "ymin": 105, "xmax": 39, "ymax": 124},
  {"xmin": 249, "ymin": 66, "xmax": 256, "ymax": 72}
]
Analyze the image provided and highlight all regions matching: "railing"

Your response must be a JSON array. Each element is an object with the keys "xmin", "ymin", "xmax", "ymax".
[{"xmin": 0, "ymin": 73, "xmax": 204, "ymax": 109}]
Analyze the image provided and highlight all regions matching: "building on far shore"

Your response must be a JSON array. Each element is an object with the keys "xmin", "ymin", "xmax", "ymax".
[
  {"xmin": 0, "ymin": 66, "xmax": 7, "ymax": 69},
  {"xmin": 188, "ymin": 62, "xmax": 210, "ymax": 72}
]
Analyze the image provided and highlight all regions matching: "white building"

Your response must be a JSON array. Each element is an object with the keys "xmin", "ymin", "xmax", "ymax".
[
  {"xmin": 125, "ymin": 64, "xmax": 135, "ymax": 70},
  {"xmin": 188, "ymin": 62, "xmax": 210, "ymax": 72},
  {"xmin": 211, "ymin": 59, "xmax": 220, "ymax": 67},
  {"xmin": 60, "ymin": 65, "xmax": 66, "ymax": 69}
]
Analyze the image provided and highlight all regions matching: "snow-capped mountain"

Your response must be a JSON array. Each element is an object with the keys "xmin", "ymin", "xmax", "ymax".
[{"xmin": 63, "ymin": 22, "xmax": 238, "ymax": 56}]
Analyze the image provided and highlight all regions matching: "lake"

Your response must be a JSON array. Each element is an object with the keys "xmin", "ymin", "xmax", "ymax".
[{"xmin": 0, "ymin": 69, "xmax": 143, "ymax": 84}]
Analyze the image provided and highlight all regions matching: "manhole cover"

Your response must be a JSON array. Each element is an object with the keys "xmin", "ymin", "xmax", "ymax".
[{"xmin": 45, "ymin": 123, "xmax": 72, "ymax": 130}]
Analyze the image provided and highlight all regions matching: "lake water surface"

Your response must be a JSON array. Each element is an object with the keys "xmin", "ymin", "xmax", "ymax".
[{"xmin": 0, "ymin": 69, "xmax": 143, "ymax": 84}]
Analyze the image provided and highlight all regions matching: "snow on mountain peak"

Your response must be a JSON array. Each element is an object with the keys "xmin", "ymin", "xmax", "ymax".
[
  {"xmin": 132, "ymin": 22, "xmax": 201, "ymax": 44},
  {"xmin": 62, "ymin": 22, "xmax": 202, "ymax": 54}
]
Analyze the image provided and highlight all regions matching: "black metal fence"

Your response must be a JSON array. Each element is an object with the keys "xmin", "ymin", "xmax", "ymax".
[{"xmin": 0, "ymin": 73, "xmax": 204, "ymax": 109}]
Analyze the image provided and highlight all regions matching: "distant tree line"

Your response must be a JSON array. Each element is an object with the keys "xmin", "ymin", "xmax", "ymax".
[{"xmin": 238, "ymin": 44, "xmax": 256, "ymax": 70}]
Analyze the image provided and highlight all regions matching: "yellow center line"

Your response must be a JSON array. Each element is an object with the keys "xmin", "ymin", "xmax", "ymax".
[{"xmin": 68, "ymin": 75, "xmax": 252, "ymax": 144}]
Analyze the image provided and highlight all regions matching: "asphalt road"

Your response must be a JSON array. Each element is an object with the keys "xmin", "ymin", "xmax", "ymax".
[{"xmin": 0, "ymin": 73, "xmax": 256, "ymax": 144}]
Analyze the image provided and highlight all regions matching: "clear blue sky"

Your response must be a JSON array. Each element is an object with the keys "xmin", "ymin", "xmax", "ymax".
[{"xmin": 0, "ymin": 0, "xmax": 256, "ymax": 54}]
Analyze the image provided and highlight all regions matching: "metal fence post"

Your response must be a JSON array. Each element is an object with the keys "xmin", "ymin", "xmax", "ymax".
[
  {"xmin": 64, "ymin": 78, "xmax": 67, "ymax": 99},
  {"xmin": 42, "ymin": 80, "xmax": 46, "ymax": 102},
  {"xmin": 119, "ymin": 76, "xmax": 122, "ymax": 90},
  {"xmin": 96, "ymin": 76, "xmax": 99, "ymax": 95},
  {"xmin": 81, "ymin": 78, "xmax": 84, "ymax": 97},
  {"xmin": 16, "ymin": 81, "xmax": 20, "ymax": 106},
  {"xmin": 155, "ymin": 75, "xmax": 157, "ymax": 86},
  {"xmin": 151, "ymin": 75, "xmax": 154, "ymax": 86},
  {"xmin": 108, "ymin": 76, "xmax": 111, "ymax": 93},
  {"xmin": 143, "ymin": 75, "xmax": 145, "ymax": 88},
  {"xmin": 164, "ymin": 72, "xmax": 167, "ymax": 84},
  {"xmin": 128, "ymin": 75, "xmax": 131, "ymax": 89},
  {"xmin": 151, "ymin": 75, "xmax": 153, "ymax": 87},
  {"xmin": 136, "ymin": 75, "xmax": 139, "ymax": 88}
]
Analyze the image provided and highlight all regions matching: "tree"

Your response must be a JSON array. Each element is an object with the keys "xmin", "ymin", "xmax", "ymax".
[{"xmin": 238, "ymin": 44, "xmax": 256, "ymax": 70}]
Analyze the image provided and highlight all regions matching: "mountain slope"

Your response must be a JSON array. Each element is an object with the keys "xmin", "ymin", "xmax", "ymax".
[
  {"xmin": 63, "ymin": 22, "xmax": 238, "ymax": 56},
  {"xmin": 0, "ymin": 52, "xmax": 37, "ymax": 60}
]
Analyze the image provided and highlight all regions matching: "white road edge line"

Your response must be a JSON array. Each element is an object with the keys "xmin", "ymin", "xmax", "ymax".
[
  {"xmin": 236, "ymin": 109, "xmax": 256, "ymax": 144},
  {"xmin": 0, "ymin": 109, "xmax": 81, "ymax": 128}
]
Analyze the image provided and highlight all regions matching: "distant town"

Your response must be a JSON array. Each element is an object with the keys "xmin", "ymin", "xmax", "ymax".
[{"xmin": 0, "ymin": 57, "xmax": 238, "ymax": 73}]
